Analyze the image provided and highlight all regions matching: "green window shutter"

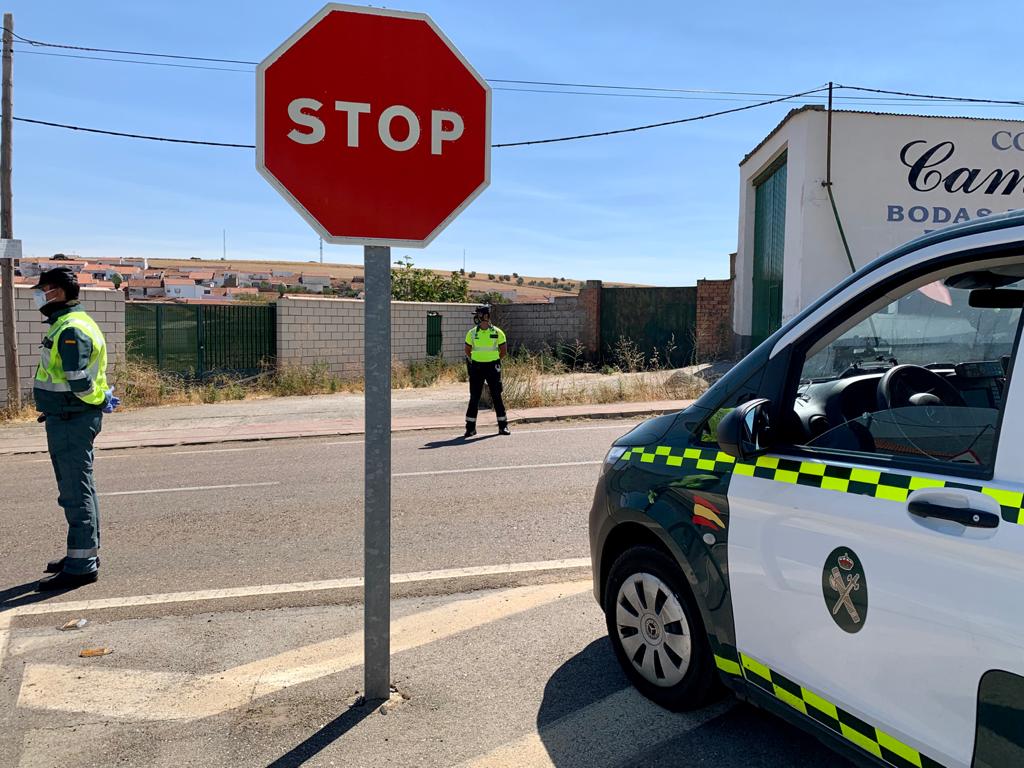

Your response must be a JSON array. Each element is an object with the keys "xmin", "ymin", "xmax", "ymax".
[{"xmin": 752, "ymin": 153, "xmax": 787, "ymax": 346}]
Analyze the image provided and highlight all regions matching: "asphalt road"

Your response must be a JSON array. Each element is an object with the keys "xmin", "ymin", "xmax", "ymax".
[
  {"xmin": 0, "ymin": 420, "xmax": 625, "ymax": 600},
  {"xmin": 0, "ymin": 420, "xmax": 853, "ymax": 768}
]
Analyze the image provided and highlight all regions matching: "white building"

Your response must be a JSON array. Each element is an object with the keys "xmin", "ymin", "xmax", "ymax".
[
  {"xmin": 163, "ymin": 278, "xmax": 209, "ymax": 299},
  {"xmin": 735, "ymin": 106, "xmax": 1024, "ymax": 351}
]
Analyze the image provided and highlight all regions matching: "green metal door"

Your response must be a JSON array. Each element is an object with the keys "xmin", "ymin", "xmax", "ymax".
[
  {"xmin": 426, "ymin": 312, "xmax": 442, "ymax": 356},
  {"xmin": 751, "ymin": 153, "xmax": 787, "ymax": 346}
]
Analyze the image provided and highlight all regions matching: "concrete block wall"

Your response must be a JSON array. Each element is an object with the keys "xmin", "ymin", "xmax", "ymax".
[
  {"xmin": 695, "ymin": 278, "xmax": 734, "ymax": 361},
  {"xmin": 490, "ymin": 295, "xmax": 588, "ymax": 356},
  {"xmin": 276, "ymin": 296, "xmax": 478, "ymax": 378},
  {"xmin": 0, "ymin": 286, "xmax": 126, "ymax": 407}
]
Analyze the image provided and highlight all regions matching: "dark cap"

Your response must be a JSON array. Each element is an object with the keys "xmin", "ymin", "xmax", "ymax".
[
  {"xmin": 475, "ymin": 305, "xmax": 491, "ymax": 315},
  {"xmin": 31, "ymin": 266, "xmax": 79, "ymax": 292}
]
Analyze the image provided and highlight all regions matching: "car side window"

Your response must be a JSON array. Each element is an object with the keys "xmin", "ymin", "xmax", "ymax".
[{"xmin": 791, "ymin": 268, "xmax": 1024, "ymax": 472}]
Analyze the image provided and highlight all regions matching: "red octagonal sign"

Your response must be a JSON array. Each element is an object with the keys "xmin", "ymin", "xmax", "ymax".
[{"xmin": 257, "ymin": 4, "xmax": 491, "ymax": 247}]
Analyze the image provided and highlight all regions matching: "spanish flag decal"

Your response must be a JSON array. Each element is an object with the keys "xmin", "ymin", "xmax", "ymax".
[{"xmin": 692, "ymin": 495, "xmax": 725, "ymax": 530}]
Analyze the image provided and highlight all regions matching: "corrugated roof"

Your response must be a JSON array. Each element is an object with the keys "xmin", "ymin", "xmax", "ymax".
[{"xmin": 740, "ymin": 104, "xmax": 1024, "ymax": 166}]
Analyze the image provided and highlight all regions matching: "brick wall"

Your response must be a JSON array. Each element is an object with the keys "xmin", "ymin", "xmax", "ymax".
[
  {"xmin": 695, "ymin": 278, "xmax": 734, "ymax": 361},
  {"xmin": 276, "ymin": 296, "xmax": 478, "ymax": 378},
  {"xmin": 0, "ymin": 286, "xmax": 126, "ymax": 406},
  {"xmin": 490, "ymin": 296, "xmax": 588, "ymax": 358}
]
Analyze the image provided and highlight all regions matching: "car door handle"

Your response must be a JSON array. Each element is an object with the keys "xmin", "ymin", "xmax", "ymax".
[{"xmin": 907, "ymin": 500, "xmax": 1000, "ymax": 528}]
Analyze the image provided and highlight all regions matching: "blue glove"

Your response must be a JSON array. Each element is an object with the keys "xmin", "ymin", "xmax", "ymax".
[{"xmin": 102, "ymin": 388, "xmax": 121, "ymax": 414}]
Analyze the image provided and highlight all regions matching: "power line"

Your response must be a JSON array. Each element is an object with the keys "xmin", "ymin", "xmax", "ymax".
[
  {"xmin": 7, "ymin": 86, "xmax": 827, "ymax": 150},
  {"xmin": 11, "ymin": 29, "xmax": 1024, "ymax": 110},
  {"xmin": 8, "ymin": 29, "xmax": 258, "ymax": 65},
  {"xmin": 837, "ymin": 83, "xmax": 1024, "ymax": 108},
  {"xmin": 11, "ymin": 117, "xmax": 255, "ymax": 148},
  {"xmin": 15, "ymin": 48, "xmax": 254, "ymax": 73},
  {"xmin": 492, "ymin": 86, "xmax": 828, "ymax": 148}
]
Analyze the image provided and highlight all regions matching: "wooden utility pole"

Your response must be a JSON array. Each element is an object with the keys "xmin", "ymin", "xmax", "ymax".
[{"xmin": 0, "ymin": 13, "xmax": 19, "ymax": 410}]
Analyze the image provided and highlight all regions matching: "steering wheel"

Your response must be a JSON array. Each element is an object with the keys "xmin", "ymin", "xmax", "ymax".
[{"xmin": 877, "ymin": 364, "xmax": 966, "ymax": 411}]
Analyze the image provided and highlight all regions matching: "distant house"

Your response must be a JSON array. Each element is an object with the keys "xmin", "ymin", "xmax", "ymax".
[
  {"xmin": 163, "ymin": 278, "xmax": 209, "ymax": 299},
  {"xmin": 126, "ymin": 279, "xmax": 165, "ymax": 300},
  {"xmin": 186, "ymin": 271, "xmax": 215, "ymax": 283},
  {"xmin": 299, "ymin": 273, "xmax": 331, "ymax": 293}
]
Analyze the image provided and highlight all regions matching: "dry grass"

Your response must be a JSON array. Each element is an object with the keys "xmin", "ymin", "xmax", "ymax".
[
  {"xmin": 392, "ymin": 357, "xmax": 467, "ymax": 389},
  {"xmin": 500, "ymin": 341, "xmax": 709, "ymax": 409},
  {"xmin": 0, "ymin": 400, "xmax": 38, "ymax": 423}
]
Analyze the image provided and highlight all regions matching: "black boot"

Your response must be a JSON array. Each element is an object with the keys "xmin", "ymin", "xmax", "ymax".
[
  {"xmin": 498, "ymin": 422, "xmax": 511, "ymax": 436},
  {"xmin": 46, "ymin": 556, "xmax": 99, "ymax": 573},
  {"xmin": 36, "ymin": 570, "xmax": 98, "ymax": 592},
  {"xmin": 464, "ymin": 423, "xmax": 477, "ymax": 438}
]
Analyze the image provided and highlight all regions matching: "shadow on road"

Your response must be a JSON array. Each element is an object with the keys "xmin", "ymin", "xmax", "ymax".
[
  {"xmin": 263, "ymin": 698, "xmax": 377, "ymax": 768},
  {"xmin": 420, "ymin": 433, "xmax": 499, "ymax": 450},
  {"xmin": 0, "ymin": 580, "xmax": 73, "ymax": 611},
  {"xmin": 536, "ymin": 638, "xmax": 852, "ymax": 768}
]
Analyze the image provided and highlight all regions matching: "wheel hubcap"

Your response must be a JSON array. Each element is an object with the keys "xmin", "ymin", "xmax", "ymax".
[{"xmin": 615, "ymin": 572, "xmax": 691, "ymax": 687}]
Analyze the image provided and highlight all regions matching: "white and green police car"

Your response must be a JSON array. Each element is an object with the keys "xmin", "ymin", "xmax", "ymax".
[{"xmin": 589, "ymin": 211, "xmax": 1024, "ymax": 768}]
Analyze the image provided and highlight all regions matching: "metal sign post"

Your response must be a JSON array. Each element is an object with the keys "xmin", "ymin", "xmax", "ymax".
[
  {"xmin": 363, "ymin": 244, "xmax": 391, "ymax": 701},
  {"xmin": 256, "ymin": 3, "xmax": 490, "ymax": 704}
]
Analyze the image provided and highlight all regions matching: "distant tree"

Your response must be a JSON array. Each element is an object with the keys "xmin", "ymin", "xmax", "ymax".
[
  {"xmin": 512, "ymin": 272, "xmax": 519, "ymax": 279},
  {"xmin": 487, "ymin": 274, "xmax": 495, "ymax": 280},
  {"xmin": 471, "ymin": 290, "xmax": 511, "ymax": 305},
  {"xmin": 391, "ymin": 256, "xmax": 469, "ymax": 302},
  {"xmin": 110, "ymin": 273, "xmax": 123, "ymax": 289},
  {"xmin": 468, "ymin": 271, "xmax": 477, "ymax": 278},
  {"xmin": 516, "ymin": 276, "xmax": 524, "ymax": 286},
  {"xmin": 459, "ymin": 268, "xmax": 465, "ymax": 275}
]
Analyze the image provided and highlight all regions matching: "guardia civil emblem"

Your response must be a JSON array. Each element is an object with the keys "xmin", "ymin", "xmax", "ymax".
[{"xmin": 821, "ymin": 547, "xmax": 868, "ymax": 633}]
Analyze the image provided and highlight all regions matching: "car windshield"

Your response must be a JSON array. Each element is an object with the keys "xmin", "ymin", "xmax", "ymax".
[
  {"xmin": 802, "ymin": 279, "xmax": 1022, "ymax": 384},
  {"xmin": 795, "ymin": 269, "xmax": 1024, "ymax": 470}
]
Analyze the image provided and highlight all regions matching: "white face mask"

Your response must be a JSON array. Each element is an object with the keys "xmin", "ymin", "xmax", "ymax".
[{"xmin": 33, "ymin": 290, "xmax": 49, "ymax": 310}]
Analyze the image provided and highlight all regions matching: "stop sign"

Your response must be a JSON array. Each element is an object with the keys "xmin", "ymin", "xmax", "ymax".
[{"xmin": 256, "ymin": 4, "xmax": 491, "ymax": 247}]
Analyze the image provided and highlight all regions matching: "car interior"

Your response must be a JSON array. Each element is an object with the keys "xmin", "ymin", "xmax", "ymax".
[{"xmin": 789, "ymin": 264, "xmax": 1024, "ymax": 468}]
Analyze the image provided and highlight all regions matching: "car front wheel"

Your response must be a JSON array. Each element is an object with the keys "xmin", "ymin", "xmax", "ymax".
[{"xmin": 604, "ymin": 545, "xmax": 716, "ymax": 711}]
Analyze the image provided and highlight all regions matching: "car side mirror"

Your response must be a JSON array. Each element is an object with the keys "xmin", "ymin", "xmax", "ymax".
[{"xmin": 716, "ymin": 398, "xmax": 772, "ymax": 461}]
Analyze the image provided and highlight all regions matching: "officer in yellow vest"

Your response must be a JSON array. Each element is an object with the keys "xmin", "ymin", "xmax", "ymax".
[
  {"xmin": 465, "ymin": 305, "xmax": 510, "ymax": 437},
  {"xmin": 31, "ymin": 267, "xmax": 118, "ymax": 591}
]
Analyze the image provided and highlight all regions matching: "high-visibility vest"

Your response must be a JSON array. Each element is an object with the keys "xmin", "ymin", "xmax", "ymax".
[
  {"xmin": 466, "ymin": 325, "xmax": 506, "ymax": 362},
  {"xmin": 34, "ymin": 310, "xmax": 108, "ymax": 406}
]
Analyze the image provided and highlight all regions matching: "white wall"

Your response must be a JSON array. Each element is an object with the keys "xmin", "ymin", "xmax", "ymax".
[{"xmin": 735, "ymin": 107, "xmax": 1024, "ymax": 345}]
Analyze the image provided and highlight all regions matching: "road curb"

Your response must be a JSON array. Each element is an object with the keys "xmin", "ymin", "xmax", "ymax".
[{"xmin": 0, "ymin": 403, "xmax": 686, "ymax": 455}]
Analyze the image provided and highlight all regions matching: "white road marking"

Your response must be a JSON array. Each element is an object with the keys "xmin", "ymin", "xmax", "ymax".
[
  {"xmin": 17, "ymin": 580, "xmax": 592, "ymax": 721},
  {"xmin": 166, "ymin": 446, "xmax": 272, "ymax": 456},
  {"xmin": 10, "ymin": 558, "xmax": 592, "ymax": 618},
  {"xmin": 98, "ymin": 481, "xmax": 280, "ymax": 497},
  {"xmin": 0, "ymin": 612, "xmax": 11, "ymax": 676},
  {"xmin": 461, "ymin": 692, "xmax": 732, "ymax": 768},
  {"xmin": 394, "ymin": 461, "xmax": 601, "ymax": 478}
]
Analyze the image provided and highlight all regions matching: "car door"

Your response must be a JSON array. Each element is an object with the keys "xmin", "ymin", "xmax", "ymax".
[{"xmin": 726, "ymin": 261, "xmax": 1024, "ymax": 768}]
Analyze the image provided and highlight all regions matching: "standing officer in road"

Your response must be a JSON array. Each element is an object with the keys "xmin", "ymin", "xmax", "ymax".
[
  {"xmin": 465, "ymin": 306, "xmax": 510, "ymax": 437},
  {"xmin": 31, "ymin": 266, "xmax": 119, "ymax": 591}
]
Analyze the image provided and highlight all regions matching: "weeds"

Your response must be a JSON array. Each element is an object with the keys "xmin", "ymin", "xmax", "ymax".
[{"xmin": 392, "ymin": 357, "xmax": 467, "ymax": 389}]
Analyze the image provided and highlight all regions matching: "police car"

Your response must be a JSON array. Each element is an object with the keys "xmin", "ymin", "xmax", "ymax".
[{"xmin": 589, "ymin": 211, "xmax": 1024, "ymax": 768}]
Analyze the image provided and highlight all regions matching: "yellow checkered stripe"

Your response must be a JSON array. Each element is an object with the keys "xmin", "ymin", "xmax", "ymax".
[
  {"xmin": 739, "ymin": 653, "xmax": 945, "ymax": 768},
  {"xmin": 733, "ymin": 454, "xmax": 1024, "ymax": 527},
  {"xmin": 622, "ymin": 446, "xmax": 1024, "ymax": 527},
  {"xmin": 621, "ymin": 445, "xmax": 736, "ymax": 474}
]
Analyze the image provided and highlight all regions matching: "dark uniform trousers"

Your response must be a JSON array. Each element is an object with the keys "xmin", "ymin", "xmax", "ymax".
[
  {"xmin": 45, "ymin": 410, "xmax": 103, "ymax": 575},
  {"xmin": 466, "ymin": 360, "xmax": 508, "ymax": 424}
]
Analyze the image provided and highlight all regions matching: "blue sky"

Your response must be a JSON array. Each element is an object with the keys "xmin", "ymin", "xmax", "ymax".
[{"xmin": 6, "ymin": 0, "xmax": 1024, "ymax": 285}]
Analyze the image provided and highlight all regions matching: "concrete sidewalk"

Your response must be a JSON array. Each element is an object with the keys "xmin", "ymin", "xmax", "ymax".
[{"xmin": 0, "ymin": 385, "xmax": 691, "ymax": 454}]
